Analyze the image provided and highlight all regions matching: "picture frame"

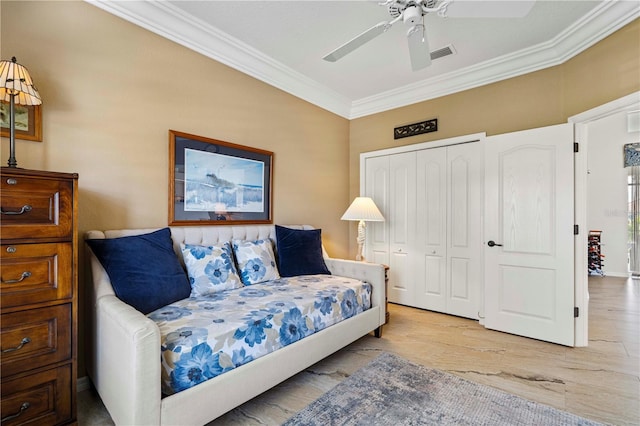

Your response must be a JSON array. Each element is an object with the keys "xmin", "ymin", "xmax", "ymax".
[
  {"xmin": 169, "ymin": 130, "xmax": 273, "ymax": 226},
  {"xmin": 0, "ymin": 102, "xmax": 42, "ymax": 142}
]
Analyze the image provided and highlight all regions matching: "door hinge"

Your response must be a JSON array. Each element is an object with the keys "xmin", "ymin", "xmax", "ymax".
[
  {"xmin": 574, "ymin": 307, "xmax": 579, "ymax": 318},
  {"xmin": 574, "ymin": 142, "xmax": 579, "ymax": 153},
  {"xmin": 574, "ymin": 224, "xmax": 579, "ymax": 235}
]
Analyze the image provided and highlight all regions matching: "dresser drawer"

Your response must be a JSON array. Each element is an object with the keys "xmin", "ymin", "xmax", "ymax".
[
  {"xmin": 1, "ymin": 304, "xmax": 72, "ymax": 378},
  {"xmin": 1, "ymin": 243, "xmax": 73, "ymax": 309},
  {"xmin": 1, "ymin": 364, "xmax": 72, "ymax": 426},
  {"xmin": 0, "ymin": 174, "xmax": 73, "ymax": 241}
]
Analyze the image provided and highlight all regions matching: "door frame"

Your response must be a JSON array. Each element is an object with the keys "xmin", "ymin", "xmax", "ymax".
[{"xmin": 569, "ymin": 91, "xmax": 640, "ymax": 347}]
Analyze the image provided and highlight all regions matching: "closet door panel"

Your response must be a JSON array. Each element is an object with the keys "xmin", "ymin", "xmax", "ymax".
[
  {"xmin": 390, "ymin": 167, "xmax": 410, "ymax": 246},
  {"xmin": 415, "ymin": 148, "xmax": 446, "ymax": 311},
  {"xmin": 447, "ymin": 143, "xmax": 482, "ymax": 319},
  {"xmin": 388, "ymin": 152, "xmax": 416, "ymax": 306},
  {"xmin": 421, "ymin": 254, "xmax": 446, "ymax": 311},
  {"xmin": 450, "ymin": 156, "xmax": 470, "ymax": 247},
  {"xmin": 390, "ymin": 250, "xmax": 411, "ymax": 293},
  {"xmin": 364, "ymin": 156, "xmax": 389, "ymax": 265},
  {"xmin": 450, "ymin": 257, "xmax": 470, "ymax": 299}
]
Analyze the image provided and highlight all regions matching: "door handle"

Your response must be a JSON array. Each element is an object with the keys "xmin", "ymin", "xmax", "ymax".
[{"xmin": 487, "ymin": 240, "xmax": 503, "ymax": 247}]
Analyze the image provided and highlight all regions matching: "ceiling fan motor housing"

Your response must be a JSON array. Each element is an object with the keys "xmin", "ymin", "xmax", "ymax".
[{"xmin": 403, "ymin": 5, "xmax": 423, "ymax": 25}]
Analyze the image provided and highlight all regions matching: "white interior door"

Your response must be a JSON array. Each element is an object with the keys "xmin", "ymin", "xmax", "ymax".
[{"xmin": 484, "ymin": 123, "xmax": 575, "ymax": 346}]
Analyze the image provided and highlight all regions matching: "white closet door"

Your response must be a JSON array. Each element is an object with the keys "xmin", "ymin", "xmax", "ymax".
[
  {"xmin": 415, "ymin": 148, "xmax": 447, "ymax": 311},
  {"xmin": 447, "ymin": 142, "xmax": 482, "ymax": 319},
  {"xmin": 364, "ymin": 156, "xmax": 390, "ymax": 265},
  {"xmin": 388, "ymin": 152, "xmax": 417, "ymax": 306}
]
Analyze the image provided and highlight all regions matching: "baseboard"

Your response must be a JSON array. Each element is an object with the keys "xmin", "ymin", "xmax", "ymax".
[{"xmin": 77, "ymin": 376, "xmax": 90, "ymax": 392}]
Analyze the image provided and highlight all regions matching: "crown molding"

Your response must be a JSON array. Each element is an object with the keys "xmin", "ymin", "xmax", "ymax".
[{"xmin": 87, "ymin": 1, "xmax": 639, "ymax": 120}]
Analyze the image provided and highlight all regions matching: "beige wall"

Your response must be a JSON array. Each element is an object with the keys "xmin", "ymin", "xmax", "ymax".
[{"xmin": 0, "ymin": 0, "xmax": 351, "ymax": 257}]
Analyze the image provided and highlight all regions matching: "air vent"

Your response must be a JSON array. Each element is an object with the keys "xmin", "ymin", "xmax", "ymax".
[{"xmin": 430, "ymin": 44, "xmax": 456, "ymax": 61}]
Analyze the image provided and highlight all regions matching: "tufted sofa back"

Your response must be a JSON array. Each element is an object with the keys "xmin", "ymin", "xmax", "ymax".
[{"xmin": 86, "ymin": 224, "xmax": 326, "ymax": 260}]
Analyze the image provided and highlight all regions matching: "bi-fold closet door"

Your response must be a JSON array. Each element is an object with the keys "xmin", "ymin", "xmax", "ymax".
[{"xmin": 364, "ymin": 142, "xmax": 482, "ymax": 320}]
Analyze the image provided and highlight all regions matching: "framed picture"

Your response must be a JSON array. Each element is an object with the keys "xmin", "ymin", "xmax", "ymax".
[
  {"xmin": 169, "ymin": 130, "xmax": 273, "ymax": 225},
  {"xmin": 0, "ymin": 102, "xmax": 42, "ymax": 142}
]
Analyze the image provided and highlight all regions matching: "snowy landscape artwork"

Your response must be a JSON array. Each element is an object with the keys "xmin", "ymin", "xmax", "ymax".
[{"xmin": 184, "ymin": 148, "xmax": 264, "ymax": 213}]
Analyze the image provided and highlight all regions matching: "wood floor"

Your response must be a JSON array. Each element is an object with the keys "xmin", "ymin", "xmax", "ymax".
[{"xmin": 78, "ymin": 276, "xmax": 639, "ymax": 425}]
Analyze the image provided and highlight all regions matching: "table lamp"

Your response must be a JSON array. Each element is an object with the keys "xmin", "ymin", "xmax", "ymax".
[
  {"xmin": 0, "ymin": 57, "xmax": 42, "ymax": 168},
  {"xmin": 341, "ymin": 196, "xmax": 385, "ymax": 261}
]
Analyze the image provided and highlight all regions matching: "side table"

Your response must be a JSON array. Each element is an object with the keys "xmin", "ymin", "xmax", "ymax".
[{"xmin": 384, "ymin": 264, "xmax": 390, "ymax": 324}]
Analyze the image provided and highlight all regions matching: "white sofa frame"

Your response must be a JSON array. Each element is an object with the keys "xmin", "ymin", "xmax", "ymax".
[{"xmin": 85, "ymin": 225, "xmax": 386, "ymax": 425}]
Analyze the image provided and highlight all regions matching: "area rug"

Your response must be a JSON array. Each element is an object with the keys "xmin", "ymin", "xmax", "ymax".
[{"xmin": 283, "ymin": 352, "xmax": 604, "ymax": 426}]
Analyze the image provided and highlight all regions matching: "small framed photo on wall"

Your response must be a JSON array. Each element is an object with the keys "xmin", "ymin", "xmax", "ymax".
[{"xmin": 0, "ymin": 101, "xmax": 42, "ymax": 142}]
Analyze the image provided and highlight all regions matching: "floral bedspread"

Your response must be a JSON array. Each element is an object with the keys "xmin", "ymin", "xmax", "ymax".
[{"xmin": 147, "ymin": 275, "xmax": 372, "ymax": 395}]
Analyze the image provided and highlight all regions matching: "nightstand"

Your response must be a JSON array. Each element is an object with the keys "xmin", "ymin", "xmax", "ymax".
[{"xmin": 384, "ymin": 264, "xmax": 389, "ymax": 324}]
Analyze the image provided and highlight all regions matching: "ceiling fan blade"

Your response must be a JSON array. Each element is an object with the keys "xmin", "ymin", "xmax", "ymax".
[
  {"xmin": 323, "ymin": 21, "xmax": 389, "ymax": 62},
  {"xmin": 407, "ymin": 24, "xmax": 431, "ymax": 71}
]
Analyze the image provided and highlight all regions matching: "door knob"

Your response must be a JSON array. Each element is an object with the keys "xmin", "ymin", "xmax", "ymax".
[{"xmin": 487, "ymin": 240, "xmax": 503, "ymax": 247}]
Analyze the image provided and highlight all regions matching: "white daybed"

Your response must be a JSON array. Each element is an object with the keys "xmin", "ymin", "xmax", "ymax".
[{"xmin": 85, "ymin": 225, "xmax": 386, "ymax": 425}]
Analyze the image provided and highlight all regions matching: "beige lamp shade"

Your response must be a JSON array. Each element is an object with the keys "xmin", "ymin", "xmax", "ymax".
[
  {"xmin": 341, "ymin": 197, "xmax": 384, "ymax": 261},
  {"xmin": 0, "ymin": 57, "xmax": 41, "ymax": 106},
  {"xmin": 341, "ymin": 197, "xmax": 385, "ymax": 222}
]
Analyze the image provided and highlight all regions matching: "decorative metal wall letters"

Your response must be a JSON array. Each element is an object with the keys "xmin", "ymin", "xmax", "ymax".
[{"xmin": 394, "ymin": 118, "xmax": 438, "ymax": 140}]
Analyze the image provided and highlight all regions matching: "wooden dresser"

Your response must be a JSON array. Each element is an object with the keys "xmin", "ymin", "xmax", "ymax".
[{"xmin": 0, "ymin": 168, "xmax": 78, "ymax": 425}]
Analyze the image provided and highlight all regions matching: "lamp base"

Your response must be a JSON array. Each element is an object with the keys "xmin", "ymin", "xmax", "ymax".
[
  {"xmin": 7, "ymin": 94, "xmax": 17, "ymax": 168},
  {"xmin": 355, "ymin": 219, "xmax": 366, "ymax": 262}
]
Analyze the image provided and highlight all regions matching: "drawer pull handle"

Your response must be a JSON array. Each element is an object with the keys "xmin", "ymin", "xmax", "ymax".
[
  {"xmin": 2, "ymin": 337, "xmax": 31, "ymax": 353},
  {"xmin": 0, "ymin": 205, "xmax": 32, "ymax": 215},
  {"xmin": 1, "ymin": 402, "xmax": 30, "ymax": 423},
  {"xmin": 1, "ymin": 271, "xmax": 31, "ymax": 284}
]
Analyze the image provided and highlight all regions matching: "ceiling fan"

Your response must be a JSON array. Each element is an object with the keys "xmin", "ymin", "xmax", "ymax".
[{"xmin": 322, "ymin": 0, "xmax": 536, "ymax": 72}]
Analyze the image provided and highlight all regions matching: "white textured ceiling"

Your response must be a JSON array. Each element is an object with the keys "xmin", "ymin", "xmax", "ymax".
[{"xmin": 88, "ymin": 1, "xmax": 639, "ymax": 118}]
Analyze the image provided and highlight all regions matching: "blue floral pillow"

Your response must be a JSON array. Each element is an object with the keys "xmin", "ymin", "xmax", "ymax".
[
  {"xmin": 181, "ymin": 242, "xmax": 243, "ymax": 296},
  {"xmin": 232, "ymin": 239, "xmax": 280, "ymax": 285}
]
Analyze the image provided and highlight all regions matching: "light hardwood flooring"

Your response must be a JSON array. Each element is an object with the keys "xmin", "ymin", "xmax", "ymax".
[{"xmin": 78, "ymin": 276, "xmax": 639, "ymax": 425}]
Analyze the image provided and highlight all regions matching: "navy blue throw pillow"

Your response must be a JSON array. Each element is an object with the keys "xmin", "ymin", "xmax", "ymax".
[
  {"xmin": 275, "ymin": 225, "xmax": 331, "ymax": 277},
  {"xmin": 86, "ymin": 228, "xmax": 191, "ymax": 314}
]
